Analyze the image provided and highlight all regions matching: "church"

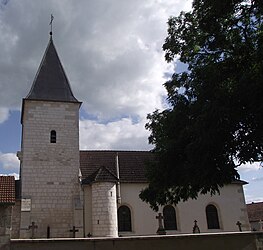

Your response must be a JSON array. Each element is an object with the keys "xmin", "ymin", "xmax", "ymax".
[{"xmin": 2, "ymin": 33, "xmax": 250, "ymax": 239}]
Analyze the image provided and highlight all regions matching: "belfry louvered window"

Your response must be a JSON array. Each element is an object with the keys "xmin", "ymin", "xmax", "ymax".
[{"xmin": 50, "ymin": 130, "xmax": 56, "ymax": 143}]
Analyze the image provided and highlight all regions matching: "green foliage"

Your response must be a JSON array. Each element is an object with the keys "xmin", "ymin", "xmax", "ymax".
[{"xmin": 140, "ymin": 0, "xmax": 263, "ymax": 211}]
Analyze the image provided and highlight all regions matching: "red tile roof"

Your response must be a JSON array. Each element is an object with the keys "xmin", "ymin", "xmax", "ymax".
[
  {"xmin": 247, "ymin": 202, "xmax": 263, "ymax": 222},
  {"xmin": 0, "ymin": 176, "xmax": 15, "ymax": 204},
  {"xmin": 80, "ymin": 150, "xmax": 154, "ymax": 183}
]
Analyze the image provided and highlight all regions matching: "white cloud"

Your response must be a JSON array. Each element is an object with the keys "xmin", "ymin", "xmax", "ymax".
[
  {"xmin": 251, "ymin": 175, "xmax": 263, "ymax": 182},
  {"xmin": 238, "ymin": 162, "xmax": 261, "ymax": 173},
  {"xmin": 0, "ymin": 152, "xmax": 19, "ymax": 170},
  {"xmin": 0, "ymin": 0, "xmax": 192, "ymax": 120},
  {"xmin": 0, "ymin": 173, "xmax": 19, "ymax": 180},
  {"xmin": 244, "ymin": 194, "xmax": 263, "ymax": 204},
  {"xmin": 80, "ymin": 117, "xmax": 152, "ymax": 151},
  {"xmin": 0, "ymin": 107, "xmax": 9, "ymax": 123},
  {"xmin": 0, "ymin": 0, "xmax": 192, "ymax": 166}
]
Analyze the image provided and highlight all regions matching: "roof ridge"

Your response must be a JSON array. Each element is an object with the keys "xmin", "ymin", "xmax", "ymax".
[{"xmin": 247, "ymin": 201, "xmax": 263, "ymax": 205}]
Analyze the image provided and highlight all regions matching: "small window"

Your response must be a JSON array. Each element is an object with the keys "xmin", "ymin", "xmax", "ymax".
[
  {"xmin": 50, "ymin": 130, "xmax": 56, "ymax": 143},
  {"xmin": 206, "ymin": 204, "xmax": 220, "ymax": 229},
  {"xmin": 163, "ymin": 205, "xmax": 177, "ymax": 230},
  {"xmin": 118, "ymin": 205, "xmax": 132, "ymax": 232}
]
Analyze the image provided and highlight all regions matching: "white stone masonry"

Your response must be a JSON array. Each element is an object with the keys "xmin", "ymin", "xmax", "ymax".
[
  {"xmin": 19, "ymin": 100, "xmax": 82, "ymax": 238},
  {"xmin": 91, "ymin": 182, "xmax": 118, "ymax": 237}
]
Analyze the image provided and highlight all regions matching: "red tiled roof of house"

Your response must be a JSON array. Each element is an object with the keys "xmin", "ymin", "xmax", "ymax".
[
  {"xmin": 0, "ymin": 176, "xmax": 15, "ymax": 204},
  {"xmin": 247, "ymin": 202, "xmax": 263, "ymax": 222},
  {"xmin": 80, "ymin": 150, "xmax": 154, "ymax": 183}
]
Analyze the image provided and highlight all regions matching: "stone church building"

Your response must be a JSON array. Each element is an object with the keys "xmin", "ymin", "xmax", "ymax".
[{"xmin": 4, "ymin": 34, "xmax": 250, "ymax": 238}]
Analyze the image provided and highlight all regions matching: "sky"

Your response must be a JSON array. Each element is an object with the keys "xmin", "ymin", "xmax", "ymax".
[{"xmin": 0, "ymin": 0, "xmax": 262, "ymax": 204}]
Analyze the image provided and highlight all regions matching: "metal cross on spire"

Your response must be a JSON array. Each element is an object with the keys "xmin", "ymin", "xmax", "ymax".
[{"xmin": 49, "ymin": 14, "xmax": 54, "ymax": 36}]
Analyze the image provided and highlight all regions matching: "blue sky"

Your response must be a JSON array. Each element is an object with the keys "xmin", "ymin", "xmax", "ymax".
[{"xmin": 0, "ymin": 0, "xmax": 262, "ymax": 204}]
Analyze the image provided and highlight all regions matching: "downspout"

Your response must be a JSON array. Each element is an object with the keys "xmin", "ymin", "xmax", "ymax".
[
  {"xmin": 116, "ymin": 153, "xmax": 121, "ymax": 204},
  {"xmin": 79, "ymin": 169, "xmax": 86, "ymax": 237}
]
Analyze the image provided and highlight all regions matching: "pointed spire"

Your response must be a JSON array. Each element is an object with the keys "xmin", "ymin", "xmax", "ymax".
[{"xmin": 26, "ymin": 37, "xmax": 79, "ymax": 103}]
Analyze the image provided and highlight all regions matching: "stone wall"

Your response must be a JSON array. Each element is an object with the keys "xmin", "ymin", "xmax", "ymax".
[
  {"xmin": 0, "ymin": 205, "xmax": 12, "ymax": 250},
  {"xmin": 11, "ymin": 201, "xmax": 21, "ymax": 239},
  {"xmin": 91, "ymin": 182, "xmax": 118, "ymax": 237},
  {"xmin": 0, "ymin": 235, "xmax": 10, "ymax": 250},
  {"xmin": 19, "ymin": 100, "xmax": 82, "ymax": 238},
  {"xmin": 0, "ymin": 206, "xmax": 12, "ymax": 235},
  {"xmin": 9, "ymin": 232, "xmax": 263, "ymax": 250}
]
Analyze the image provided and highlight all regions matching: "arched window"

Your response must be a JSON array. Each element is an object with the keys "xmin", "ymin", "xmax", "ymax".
[
  {"xmin": 206, "ymin": 204, "xmax": 220, "ymax": 229},
  {"xmin": 118, "ymin": 205, "xmax": 131, "ymax": 232},
  {"xmin": 163, "ymin": 205, "xmax": 177, "ymax": 230},
  {"xmin": 50, "ymin": 130, "xmax": 56, "ymax": 143}
]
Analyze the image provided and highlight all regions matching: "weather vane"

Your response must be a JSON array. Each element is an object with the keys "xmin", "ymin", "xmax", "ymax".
[{"xmin": 49, "ymin": 14, "xmax": 54, "ymax": 36}]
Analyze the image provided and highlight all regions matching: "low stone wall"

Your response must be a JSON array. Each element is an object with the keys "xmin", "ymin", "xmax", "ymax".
[
  {"xmin": 10, "ymin": 232, "xmax": 263, "ymax": 250},
  {"xmin": 11, "ymin": 201, "xmax": 21, "ymax": 239},
  {"xmin": 0, "ymin": 235, "xmax": 10, "ymax": 250}
]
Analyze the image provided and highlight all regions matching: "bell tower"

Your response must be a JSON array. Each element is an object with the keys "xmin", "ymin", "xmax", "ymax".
[{"xmin": 19, "ymin": 33, "xmax": 82, "ymax": 238}]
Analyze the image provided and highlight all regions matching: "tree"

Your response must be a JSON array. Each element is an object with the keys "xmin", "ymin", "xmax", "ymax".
[{"xmin": 140, "ymin": 0, "xmax": 263, "ymax": 211}]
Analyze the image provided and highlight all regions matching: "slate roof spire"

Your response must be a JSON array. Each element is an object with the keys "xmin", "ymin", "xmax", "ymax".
[{"xmin": 25, "ymin": 35, "xmax": 79, "ymax": 103}]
